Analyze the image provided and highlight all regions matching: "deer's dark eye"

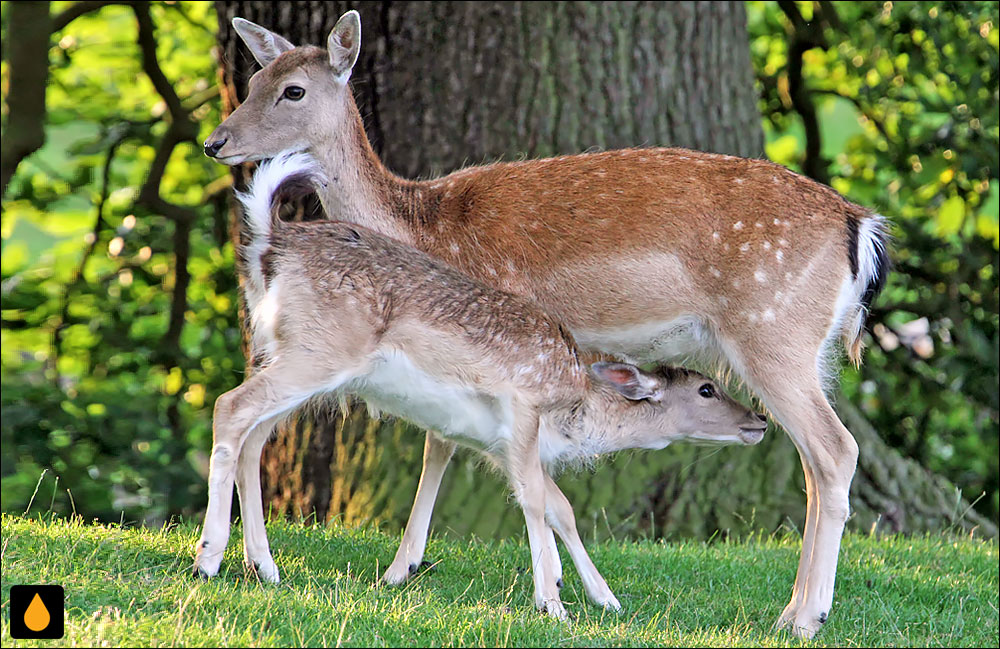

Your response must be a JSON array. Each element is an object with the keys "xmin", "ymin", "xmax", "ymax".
[
  {"xmin": 698, "ymin": 384, "xmax": 715, "ymax": 399},
  {"xmin": 283, "ymin": 86, "xmax": 305, "ymax": 101}
]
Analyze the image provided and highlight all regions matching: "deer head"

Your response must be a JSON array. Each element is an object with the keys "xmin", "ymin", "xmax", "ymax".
[{"xmin": 204, "ymin": 11, "xmax": 362, "ymax": 164}]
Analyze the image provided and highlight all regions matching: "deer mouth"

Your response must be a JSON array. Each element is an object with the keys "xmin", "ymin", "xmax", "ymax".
[
  {"xmin": 737, "ymin": 426, "xmax": 766, "ymax": 445},
  {"xmin": 215, "ymin": 153, "xmax": 251, "ymax": 165}
]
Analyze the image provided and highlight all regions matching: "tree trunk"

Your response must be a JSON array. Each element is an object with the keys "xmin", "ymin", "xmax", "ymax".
[{"xmin": 214, "ymin": 1, "xmax": 995, "ymax": 541}]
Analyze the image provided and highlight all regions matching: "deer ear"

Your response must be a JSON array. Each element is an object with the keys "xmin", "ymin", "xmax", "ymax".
[
  {"xmin": 327, "ymin": 10, "xmax": 361, "ymax": 83},
  {"xmin": 232, "ymin": 18, "xmax": 295, "ymax": 67},
  {"xmin": 590, "ymin": 363, "xmax": 660, "ymax": 401}
]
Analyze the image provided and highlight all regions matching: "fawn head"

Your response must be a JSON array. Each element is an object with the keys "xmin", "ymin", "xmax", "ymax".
[
  {"xmin": 204, "ymin": 11, "xmax": 361, "ymax": 164},
  {"xmin": 590, "ymin": 362, "xmax": 768, "ymax": 448}
]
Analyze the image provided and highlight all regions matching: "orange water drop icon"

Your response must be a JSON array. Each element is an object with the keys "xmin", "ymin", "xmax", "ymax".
[{"xmin": 24, "ymin": 592, "xmax": 51, "ymax": 632}]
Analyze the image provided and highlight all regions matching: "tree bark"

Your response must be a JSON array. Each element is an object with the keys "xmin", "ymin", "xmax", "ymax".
[
  {"xmin": 214, "ymin": 1, "xmax": 994, "ymax": 541},
  {"xmin": 1, "ymin": 1, "xmax": 51, "ymax": 199}
]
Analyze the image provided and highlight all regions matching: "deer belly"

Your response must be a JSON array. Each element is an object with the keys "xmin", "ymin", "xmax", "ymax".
[
  {"xmin": 572, "ymin": 315, "xmax": 716, "ymax": 364},
  {"xmin": 349, "ymin": 349, "xmax": 509, "ymax": 451}
]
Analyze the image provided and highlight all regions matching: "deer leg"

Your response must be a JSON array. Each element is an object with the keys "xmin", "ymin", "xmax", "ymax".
[
  {"xmin": 506, "ymin": 404, "xmax": 565, "ymax": 620},
  {"xmin": 736, "ymin": 354, "xmax": 858, "ymax": 640},
  {"xmin": 236, "ymin": 415, "xmax": 282, "ymax": 583},
  {"xmin": 544, "ymin": 474, "xmax": 621, "ymax": 611},
  {"xmin": 383, "ymin": 431, "xmax": 456, "ymax": 585},
  {"xmin": 543, "ymin": 526, "xmax": 563, "ymax": 589},
  {"xmin": 194, "ymin": 364, "xmax": 345, "ymax": 578}
]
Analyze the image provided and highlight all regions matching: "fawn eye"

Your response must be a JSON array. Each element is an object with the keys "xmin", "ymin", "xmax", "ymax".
[
  {"xmin": 698, "ymin": 384, "xmax": 715, "ymax": 399},
  {"xmin": 283, "ymin": 86, "xmax": 305, "ymax": 101}
]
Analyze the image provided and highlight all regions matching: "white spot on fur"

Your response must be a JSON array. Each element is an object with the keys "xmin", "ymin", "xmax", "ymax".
[
  {"xmin": 449, "ymin": 243, "xmax": 460, "ymax": 254},
  {"xmin": 763, "ymin": 241, "xmax": 772, "ymax": 250},
  {"xmin": 776, "ymin": 250, "xmax": 784, "ymax": 263},
  {"xmin": 739, "ymin": 242, "xmax": 750, "ymax": 252},
  {"xmin": 778, "ymin": 239, "xmax": 789, "ymax": 247},
  {"xmin": 754, "ymin": 270, "xmax": 767, "ymax": 283},
  {"xmin": 733, "ymin": 221, "xmax": 744, "ymax": 231},
  {"xmin": 735, "ymin": 178, "xmax": 744, "ymax": 185},
  {"xmin": 763, "ymin": 309, "xmax": 776, "ymax": 322},
  {"xmin": 755, "ymin": 222, "xmax": 763, "ymax": 228},
  {"xmin": 712, "ymin": 232, "xmax": 721, "ymax": 242},
  {"xmin": 709, "ymin": 266, "xmax": 722, "ymax": 278}
]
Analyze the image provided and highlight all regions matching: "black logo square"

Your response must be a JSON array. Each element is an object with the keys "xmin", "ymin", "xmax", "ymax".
[{"xmin": 9, "ymin": 585, "xmax": 65, "ymax": 639}]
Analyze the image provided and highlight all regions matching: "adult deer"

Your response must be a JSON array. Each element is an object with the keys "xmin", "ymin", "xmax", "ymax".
[
  {"xmin": 193, "ymin": 153, "xmax": 768, "ymax": 619},
  {"xmin": 204, "ymin": 11, "xmax": 890, "ymax": 638}
]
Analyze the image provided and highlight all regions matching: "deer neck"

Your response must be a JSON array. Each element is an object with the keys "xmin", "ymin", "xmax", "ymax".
[{"xmin": 311, "ymin": 104, "xmax": 420, "ymax": 246}]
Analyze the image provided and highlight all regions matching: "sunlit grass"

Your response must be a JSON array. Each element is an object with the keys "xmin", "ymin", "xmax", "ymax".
[{"xmin": 1, "ymin": 513, "xmax": 996, "ymax": 647}]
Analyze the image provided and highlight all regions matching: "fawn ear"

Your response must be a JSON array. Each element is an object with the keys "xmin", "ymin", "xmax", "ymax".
[
  {"xmin": 590, "ymin": 362, "xmax": 661, "ymax": 400},
  {"xmin": 328, "ymin": 10, "xmax": 361, "ymax": 84},
  {"xmin": 232, "ymin": 18, "xmax": 295, "ymax": 68}
]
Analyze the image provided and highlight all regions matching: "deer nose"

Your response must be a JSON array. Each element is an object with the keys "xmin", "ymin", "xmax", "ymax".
[{"xmin": 204, "ymin": 138, "xmax": 228, "ymax": 158}]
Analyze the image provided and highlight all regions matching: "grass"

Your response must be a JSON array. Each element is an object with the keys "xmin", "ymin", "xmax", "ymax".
[{"xmin": 1, "ymin": 513, "xmax": 996, "ymax": 647}]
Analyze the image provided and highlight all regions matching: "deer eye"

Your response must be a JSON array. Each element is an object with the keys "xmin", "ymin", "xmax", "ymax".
[
  {"xmin": 283, "ymin": 86, "xmax": 305, "ymax": 101},
  {"xmin": 698, "ymin": 384, "xmax": 715, "ymax": 399}
]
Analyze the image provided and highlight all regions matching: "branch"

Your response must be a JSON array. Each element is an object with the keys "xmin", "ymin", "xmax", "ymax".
[
  {"xmin": 51, "ymin": 1, "xmax": 129, "ymax": 33},
  {"xmin": 133, "ymin": 3, "xmax": 190, "ymax": 127},
  {"xmin": 128, "ymin": 3, "xmax": 198, "ymax": 370},
  {"xmin": 777, "ymin": 0, "xmax": 830, "ymax": 185},
  {"xmin": 160, "ymin": 218, "xmax": 192, "ymax": 362}
]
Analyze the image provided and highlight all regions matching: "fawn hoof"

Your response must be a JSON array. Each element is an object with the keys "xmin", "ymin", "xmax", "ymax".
[
  {"xmin": 245, "ymin": 558, "xmax": 280, "ymax": 584},
  {"xmin": 556, "ymin": 578, "xmax": 563, "ymax": 590},
  {"xmin": 193, "ymin": 540, "xmax": 222, "ymax": 580},
  {"xmin": 539, "ymin": 598, "xmax": 569, "ymax": 621},
  {"xmin": 383, "ymin": 557, "xmax": 435, "ymax": 585},
  {"xmin": 774, "ymin": 604, "xmax": 825, "ymax": 640},
  {"xmin": 599, "ymin": 593, "xmax": 622, "ymax": 612}
]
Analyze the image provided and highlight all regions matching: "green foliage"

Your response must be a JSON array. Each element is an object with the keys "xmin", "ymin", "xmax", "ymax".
[
  {"xmin": 2, "ymin": 2, "xmax": 238, "ymax": 522},
  {"xmin": 748, "ymin": 1, "xmax": 1000, "ymax": 519},
  {"xmin": 2, "ymin": 1, "xmax": 997, "ymax": 534},
  {"xmin": 2, "ymin": 514, "xmax": 997, "ymax": 647}
]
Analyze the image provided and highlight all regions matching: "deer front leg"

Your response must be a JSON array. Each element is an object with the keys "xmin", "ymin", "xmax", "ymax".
[
  {"xmin": 507, "ymin": 405, "xmax": 565, "ymax": 620},
  {"xmin": 544, "ymin": 474, "xmax": 621, "ymax": 611},
  {"xmin": 194, "ymin": 365, "xmax": 317, "ymax": 579},
  {"xmin": 384, "ymin": 431, "xmax": 456, "ymax": 585},
  {"xmin": 236, "ymin": 417, "xmax": 281, "ymax": 583}
]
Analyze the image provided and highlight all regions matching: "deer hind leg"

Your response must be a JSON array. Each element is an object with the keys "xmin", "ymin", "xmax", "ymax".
[
  {"xmin": 544, "ymin": 474, "xmax": 621, "ymax": 611},
  {"xmin": 728, "ymin": 343, "xmax": 858, "ymax": 640},
  {"xmin": 383, "ymin": 431, "xmax": 456, "ymax": 585},
  {"xmin": 506, "ymin": 404, "xmax": 565, "ymax": 619}
]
